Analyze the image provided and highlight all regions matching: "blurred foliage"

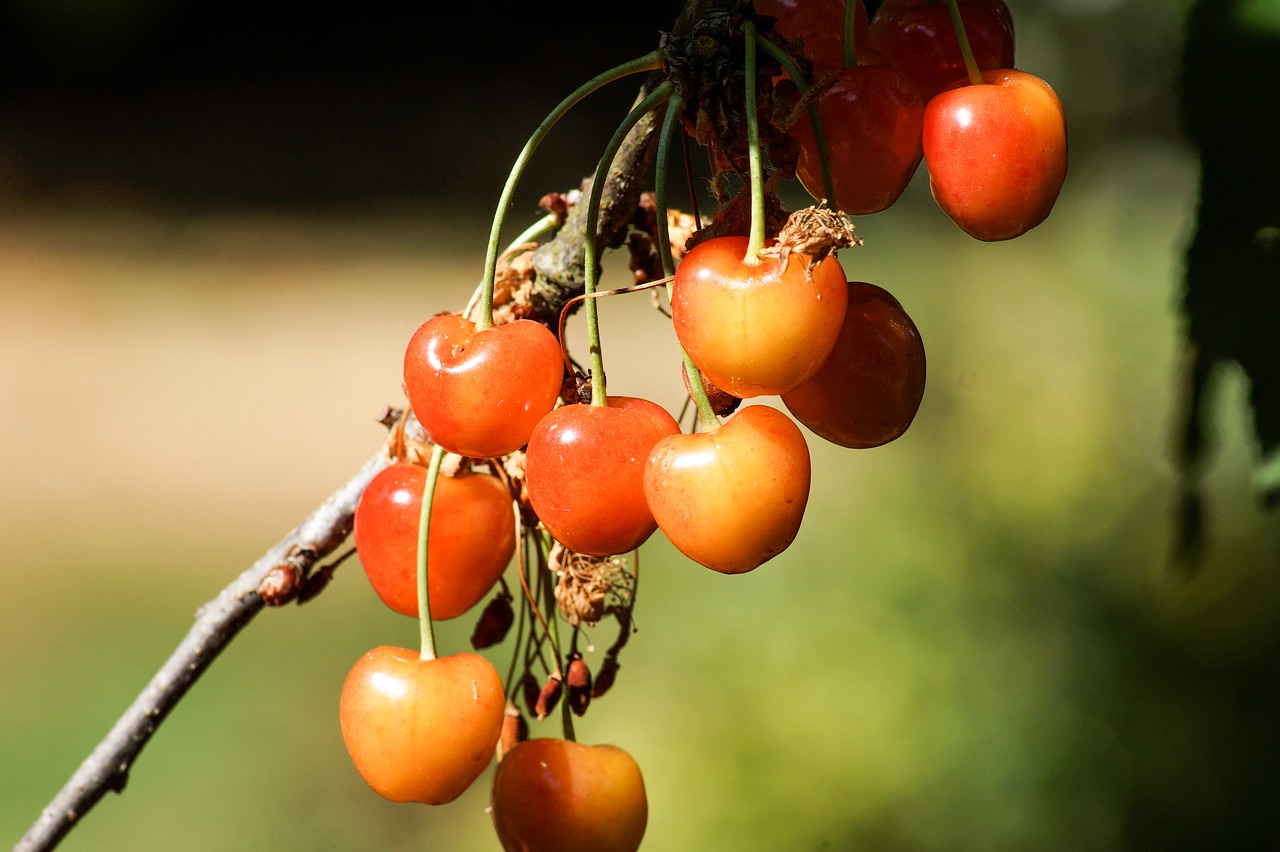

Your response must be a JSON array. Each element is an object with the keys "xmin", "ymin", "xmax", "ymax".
[
  {"xmin": 1174, "ymin": 0, "xmax": 1280, "ymax": 569},
  {"xmin": 3, "ymin": 1, "xmax": 1280, "ymax": 851}
]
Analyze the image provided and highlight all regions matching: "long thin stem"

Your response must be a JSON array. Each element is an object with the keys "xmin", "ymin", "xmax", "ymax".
[
  {"xmin": 581, "ymin": 79, "xmax": 677, "ymax": 406},
  {"xmin": 478, "ymin": 51, "xmax": 663, "ymax": 330},
  {"xmin": 842, "ymin": 0, "xmax": 858, "ymax": 69},
  {"xmin": 945, "ymin": 0, "xmax": 984, "ymax": 85},
  {"xmin": 742, "ymin": 20, "xmax": 767, "ymax": 260},
  {"xmin": 758, "ymin": 38, "xmax": 837, "ymax": 216},
  {"xmin": 416, "ymin": 444, "xmax": 445, "ymax": 661},
  {"xmin": 655, "ymin": 90, "xmax": 720, "ymax": 431}
]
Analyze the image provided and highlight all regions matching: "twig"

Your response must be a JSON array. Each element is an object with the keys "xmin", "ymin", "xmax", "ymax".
[{"xmin": 15, "ymin": 450, "xmax": 390, "ymax": 852}]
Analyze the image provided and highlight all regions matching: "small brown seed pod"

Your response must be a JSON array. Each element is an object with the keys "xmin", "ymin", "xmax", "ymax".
[
  {"xmin": 534, "ymin": 673, "xmax": 563, "ymax": 721},
  {"xmin": 565, "ymin": 654, "xmax": 593, "ymax": 717},
  {"xmin": 469, "ymin": 591, "xmax": 515, "ymax": 650}
]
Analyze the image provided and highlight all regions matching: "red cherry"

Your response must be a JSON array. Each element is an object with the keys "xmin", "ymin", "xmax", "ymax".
[
  {"xmin": 490, "ymin": 738, "xmax": 648, "ymax": 852},
  {"xmin": 756, "ymin": 0, "xmax": 869, "ymax": 77},
  {"xmin": 922, "ymin": 68, "xmax": 1068, "ymax": 241},
  {"xmin": 782, "ymin": 281, "xmax": 925, "ymax": 448},
  {"xmin": 339, "ymin": 646, "xmax": 505, "ymax": 804},
  {"xmin": 866, "ymin": 0, "xmax": 1015, "ymax": 103},
  {"xmin": 791, "ymin": 46, "xmax": 925, "ymax": 215},
  {"xmin": 403, "ymin": 313, "xmax": 564, "ymax": 458},
  {"xmin": 671, "ymin": 235, "xmax": 848, "ymax": 398},
  {"xmin": 353, "ymin": 461, "xmax": 515, "ymax": 620},
  {"xmin": 644, "ymin": 405, "xmax": 811, "ymax": 574},
  {"xmin": 524, "ymin": 397, "xmax": 681, "ymax": 556}
]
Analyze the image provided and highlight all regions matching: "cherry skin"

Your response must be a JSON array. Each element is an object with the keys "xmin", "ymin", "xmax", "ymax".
[
  {"xmin": 644, "ymin": 405, "xmax": 811, "ymax": 574},
  {"xmin": 782, "ymin": 281, "xmax": 926, "ymax": 448},
  {"xmin": 403, "ymin": 313, "xmax": 564, "ymax": 459},
  {"xmin": 524, "ymin": 396, "xmax": 681, "ymax": 556},
  {"xmin": 490, "ymin": 738, "xmax": 648, "ymax": 852},
  {"xmin": 353, "ymin": 461, "xmax": 515, "ymax": 620},
  {"xmin": 671, "ymin": 235, "xmax": 848, "ymax": 398},
  {"xmin": 790, "ymin": 45, "xmax": 925, "ymax": 215},
  {"xmin": 922, "ymin": 69, "xmax": 1068, "ymax": 241},
  {"xmin": 756, "ymin": 0, "xmax": 868, "ymax": 77},
  {"xmin": 866, "ymin": 0, "xmax": 1015, "ymax": 103},
  {"xmin": 339, "ymin": 646, "xmax": 505, "ymax": 805}
]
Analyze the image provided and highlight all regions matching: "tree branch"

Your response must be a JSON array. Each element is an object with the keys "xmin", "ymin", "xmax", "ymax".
[{"xmin": 15, "ymin": 449, "xmax": 390, "ymax": 852}]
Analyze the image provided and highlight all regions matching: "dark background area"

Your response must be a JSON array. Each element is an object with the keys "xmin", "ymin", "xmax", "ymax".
[{"xmin": 0, "ymin": 0, "xmax": 686, "ymax": 216}]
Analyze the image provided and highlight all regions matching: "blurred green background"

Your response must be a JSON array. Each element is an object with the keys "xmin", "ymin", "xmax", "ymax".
[{"xmin": 4, "ymin": 0, "xmax": 1280, "ymax": 849}]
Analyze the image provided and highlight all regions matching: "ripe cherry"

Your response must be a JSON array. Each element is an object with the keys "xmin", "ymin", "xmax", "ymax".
[
  {"xmin": 782, "ymin": 281, "xmax": 925, "ymax": 448},
  {"xmin": 644, "ymin": 405, "xmax": 811, "ymax": 574},
  {"xmin": 339, "ymin": 646, "xmax": 505, "ymax": 804},
  {"xmin": 524, "ymin": 396, "xmax": 681, "ymax": 556},
  {"xmin": 671, "ymin": 235, "xmax": 848, "ymax": 398},
  {"xmin": 790, "ymin": 45, "xmax": 925, "ymax": 215},
  {"xmin": 403, "ymin": 313, "xmax": 564, "ymax": 459},
  {"xmin": 756, "ymin": 0, "xmax": 869, "ymax": 77},
  {"xmin": 866, "ymin": 0, "xmax": 1015, "ymax": 103},
  {"xmin": 490, "ymin": 738, "xmax": 648, "ymax": 852},
  {"xmin": 922, "ymin": 69, "xmax": 1068, "ymax": 241},
  {"xmin": 353, "ymin": 461, "xmax": 515, "ymax": 620}
]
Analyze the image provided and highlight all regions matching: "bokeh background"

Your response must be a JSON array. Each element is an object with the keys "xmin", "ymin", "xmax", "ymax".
[{"xmin": 4, "ymin": 0, "xmax": 1280, "ymax": 849}]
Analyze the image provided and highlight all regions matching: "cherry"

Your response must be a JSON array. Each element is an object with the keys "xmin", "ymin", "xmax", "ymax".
[
  {"xmin": 353, "ymin": 461, "xmax": 515, "ymax": 620},
  {"xmin": 755, "ymin": 0, "xmax": 869, "ymax": 77},
  {"xmin": 644, "ymin": 405, "xmax": 811, "ymax": 574},
  {"xmin": 782, "ymin": 281, "xmax": 925, "ymax": 448},
  {"xmin": 525, "ymin": 397, "xmax": 681, "ymax": 556},
  {"xmin": 339, "ymin": 646, "xmax": 505, "ymax": 804},
  {"xmin": 790, "ymin": 45, "xmax": 925, "ymax": 215},
  {"xmin": 403, "ymin": 313, "xmax": 564, "ymax": 459},
  {"xmin": 922, "ymin": 68, "xmax": 1068, "ymax": 241},
  {"xmin": 490, "ymin": 738, "xmax": 648, "ymax": 852},
  {"xmin": 866, "ymin": 0, "xmax": 1015, "ymax": 103},
  {"xmin": 671, "ymin": 235, "xmax": 848, "ymax": 399}
]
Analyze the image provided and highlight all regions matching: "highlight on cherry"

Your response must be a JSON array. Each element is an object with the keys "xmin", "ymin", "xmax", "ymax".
[{"xmin": 335, "ymin": 1, "xmax": 1067, "ymax": 847}]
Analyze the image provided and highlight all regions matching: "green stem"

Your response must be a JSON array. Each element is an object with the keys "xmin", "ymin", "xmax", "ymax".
[
  {"xmin": 538, "ymin": 545, "xmax": 575, "ymax": 742},
  {"xmin": 416, "ymin": 444, "xmax": 446, "ymax": 661},
  {"xmin": 842, "ymin": 0, "xmax": 858, "ymax": 69},
  {"xmin": 581, "ymin": 79, "xmax": 677, "ymax": 406},
  {"xmin": 945, "ymin": 0, "xmax": 984, "ymax": 86},
  {"xmin": 743, "ymin": 21, "xmax": 767, "ymax": 261},
  {"xmin": 654, "ymin": 90, "xmax": 720, "ymax": 431},
  {"xmin": 758, "ymin": 38, "xmax": 837, "ymax": 211},
  {"xmin": 477, "ymin": 51, "xmax": 663, "ymax": 331}
]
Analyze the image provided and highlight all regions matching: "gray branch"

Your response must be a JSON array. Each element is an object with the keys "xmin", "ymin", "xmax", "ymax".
[{"xmin": 14, "ymin": 450, "xmax": 390, "ymax": 852}]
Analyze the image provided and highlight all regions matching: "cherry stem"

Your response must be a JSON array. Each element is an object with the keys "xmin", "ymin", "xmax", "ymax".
[
  {"xmin": 536, "ymin": 542, "xmax": 575, "ymax": 742},
  {"xmin": 842, "ymin": 0, "xmax": 858, "ymax": 69},
  {"xmin": 945, "ymin": 0, "xmax": 985, "ymax": 86},
  {"xmin": 415, "ymin": 444, "xmax": 445, "ymax": 662},
  {"xmin": 743, "ymin": 20, "xmax": 767, "ymax": 261},
  {"xmin": 477, "ymin": 51, "xmax": 662, "ymax": 331},
  {"xmin": 757, "ymin": 38, "xmax": 838, "ymax": 213},
  {"xmin": 463, "ymin": 212, "xmax": 562, "ymax": 322},
  {"xmin": 655, "ymin": 89, "xmax": 720, "ymax": 430},
  {"xmin": 581, "ymin": 79, "xmax": 676, "ymax": 406}
]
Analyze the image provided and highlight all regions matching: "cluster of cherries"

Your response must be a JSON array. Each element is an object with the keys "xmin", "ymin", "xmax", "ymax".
[{"xmin": 334, "ymin": 2, "xmax": 1065, "ymax": 850}]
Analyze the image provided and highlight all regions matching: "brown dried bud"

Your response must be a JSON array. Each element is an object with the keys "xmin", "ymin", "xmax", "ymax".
[
  {"xmin": 683, "ymin": 361, "xmax": 740, "ymax": 418},
  {"xmin": 592, "ymin": 654, "xmax": 620, "ymax": 699},
  {"xmin": 257, "ymin": 562, "xmax": 301, "ymax": 606},
  {"xmin": 534, "ymin": 673, "xmax": 563, "ymax": 721},
  {"xmin": 520, "ymin": 672, "xmax": 541, "ymax": 719},
  {"xmin": 566, "ymin": 654, "xmax": 593, "ymax": 717},
  {"xmin": 469, "ymin": 591, "xmax": 514, "ymax": 650},
  {"xmin": 496, "ymin": 701, "xmax": 528, "ymax": 763}
]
